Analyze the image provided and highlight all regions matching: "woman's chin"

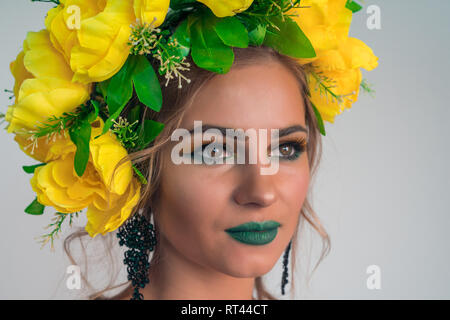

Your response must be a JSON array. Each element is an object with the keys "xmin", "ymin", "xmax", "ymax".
[{"xmin": 214, "ymin": 251, "xmax": 278, "ymax": 278}]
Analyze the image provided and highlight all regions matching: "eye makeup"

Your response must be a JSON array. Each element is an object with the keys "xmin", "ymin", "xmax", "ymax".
[
  {"xmin": 273, "ymin": 136, "xmax": 307, "ymax": 161},
  {"xmin": 191, "ymin": 140, "xmax": 233, "ymax": 161},
  {"xmin": 189, "ymin": 135, "xmax": 307, "ymax": 163}
]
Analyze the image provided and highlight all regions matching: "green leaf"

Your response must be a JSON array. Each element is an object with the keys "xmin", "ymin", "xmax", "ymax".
[
  {"xmin": 25, "ymin": 198, "xmax": 45, "ymax": 215},
  {"xmin": 248, "ymin": 24, "xmax": 267, "ymax": 46},
  {"xmin": 310, "ymin": 102, "xmax": 326, "ymax": 136},
  {"xmin": 102, "ymin": 55, "xmax": 164, "ymax": 136},
  {"xmin": 170, "ymin": 0, "xmax": 197, "ymax": 10},
  {"xmin": 103, "ymin": 57, "xmax": 136, "ymax": 134},
  {"xmin": 214, "ymin": 16, "xmax": 249, "ymax": 48},
  {"xmin": 69, "ymin": 119, "xmax": 92, "ymax": 177},
  {"xmin": 345, "ymin": 0, "xmax": 363, "ymax": 13},
  {"xmin": 22, "ymin": 163, "xmax": 46, "ymax": 174},
  {"xmin": 87, "ymin": 100, "xmax": 100, "ymax": 123},
  {"xmin": 189, "ymin": 11, "xmax": 235, "ymax": 74},
  {"xmin": 132, "ymin": 165, "xmax": 148, "ymax": 185},
  {"xmin": 263, "ymin": 15, "xmax": 316, "ymax": 58},
  {"xmin": 128, "ymin": 105, "xmax": 141, "ymax": 124},
  {"xmin": 139, "ymin": 119, "xmax": 165, "ymax": 149},
  {"xmin": 186, "ymin": 12, "xmax": 200, "ymax": 34},
  {"xmin": 102, "ymin": 105, "xmax": 127, "ymax": 136},
  {"xmin": 172, "ymin": 18, "xmax": 191, "ymax": 57},
  {"xmin": 106, "ymin": 58, "xmax": 135, "ymax": 115},
  {"xmin": 132, "ymin": 55, "xmax": 162, "ymax": 112},
  {"xmin": 96, "ymin": 78, "xmax": 110, "ymax": 99}
]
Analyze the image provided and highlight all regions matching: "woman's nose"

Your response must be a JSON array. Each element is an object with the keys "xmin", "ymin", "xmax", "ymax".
[{"xmin": 232, "ymin": 163, "xmax": 277, "ymax": 208}]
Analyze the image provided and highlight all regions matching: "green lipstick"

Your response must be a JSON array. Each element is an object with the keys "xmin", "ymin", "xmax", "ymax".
[{"xmin": 225, "ymin": 220, "xmax": 281, "ymax": 245}]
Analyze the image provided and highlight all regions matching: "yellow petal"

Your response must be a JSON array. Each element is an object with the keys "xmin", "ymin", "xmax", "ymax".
[
  {"xmin": 45, "ymin": 134, "xmax": 77, "ymax": 161},
  {"xmin": 134, "ymin": 0, "xmax": 170, "ymax": 26},
  {"xmin": 339, "ymin": 37, "xmax": 379, "ymax": 71},
  {"xmin": 45, "ymin": 5, "xmax": 78, "ymax": 61},
  {"xmin": 308, "ymin": 68, "xmax": 362, "ymax": 123},
  {"xmin": 90, "ymin": 130, "xmax": 132, "ymax": 196},
  {"xmin": 10, "ymin": 51, "xmax": 33, "ymax": 98},
  {"xmin": 290, "ymin": 0, "xmax": 352, "ymax": 57},
  {"xmin": 85, "ymin": 178, "xmax": 141, "ymax": 237},
  {"xmin": 6, "ymin": 78, "xmax": 90, "ymax": 133},
  {"xmin": 70, "ymin": 0, "xmax": 135, "ymax": 83},
  {"xmin": 325, "ymin": 0, "xmax": 351, "ymax": 26},
  {"xmin": 72, "ymin": 24, "xmax": 131, "ymax": 83},
  {"xmin": 23, "ymin": 30, "xmax": 73, "ymax": 81},
  {"xmin": 197, "ymin": 0, "xmax": 254, "ymax": 17},
  {"xmin": 51, "ymin": 155, "xmax": 78, "ymax": 188},
  {"xmin": 32, "ymin": 161, "xmax": 88, "ymax": 213},
  {"xmin": 313, "ymin": 49, "xmax": 347, "ymax": 71}
]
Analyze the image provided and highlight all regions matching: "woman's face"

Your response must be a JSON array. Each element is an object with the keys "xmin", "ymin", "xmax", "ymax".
[{"xmin": 154, "ymin": 60, "xmax": 310, "ymax": 278}]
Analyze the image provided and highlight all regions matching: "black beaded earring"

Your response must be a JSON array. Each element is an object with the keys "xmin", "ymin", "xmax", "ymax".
[
  {"xmin": 117, "ymin": 213, "xmax": 157, "ymax": 300},
  {"xmin": 281, "ymin": 240, "xmax": 292, "ymax": 296}
]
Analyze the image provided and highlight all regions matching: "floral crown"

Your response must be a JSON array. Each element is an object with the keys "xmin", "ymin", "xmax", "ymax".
[{"xmin": 2, "ymin": 0, "xmax": 378, "ymax": 248}]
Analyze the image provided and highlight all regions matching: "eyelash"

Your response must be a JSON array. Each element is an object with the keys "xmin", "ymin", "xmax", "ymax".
[
  {"xmin": 190, "ymin": 138, "xmax": 307, "ymax": 162},
  {"xmin": 277, "ymin": 137, "xmax": 307, "ymax": 161}
]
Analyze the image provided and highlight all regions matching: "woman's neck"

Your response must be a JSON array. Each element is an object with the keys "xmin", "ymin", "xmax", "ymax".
[{"xmin": 140, "ymin": 235, "xmax": 256, "ymax": 300}]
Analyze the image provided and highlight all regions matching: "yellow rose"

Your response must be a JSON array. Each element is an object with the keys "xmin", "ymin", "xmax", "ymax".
[
  {"xmin": 308, "ymin": 68, "xmax": 362, "ymax": 123},
  {"xmin": 197, "ymin": 0, "xmax": 254, "ymax": 17},
  {"xmin": 5, "ymin": 30, "xmax": 90, "ymax": 134},
  {"xmin": 10, "ymin": 51, "xmax": 33, "ymax": 98},
  {"xmin": 85, "ymin": 177, "xmax": 141, "ymax": 237},
  {"xmin": 290, "ymin": 0, "xmax": 352, "ymax": 62},
  {"xmin": 45, "ymin": 0, "xmax": 170, "ymax": 84},
  {"xmin": 30, "ymin": 118, "xmax": 141, "ymax": 238},
  {"xmin": 289, "ymin": 0, "xmax": 378, "ymax": 123},
  {"xmin": 308, "ymin": 37, "xmax": 378, "ymax": 123},
  {"xmin": 134, "ymin": 0, "xmax": 170, "ymax": 25},
  {"xmin": 13, "ymin": 115, "xmax": 81, "ymax": 163}
]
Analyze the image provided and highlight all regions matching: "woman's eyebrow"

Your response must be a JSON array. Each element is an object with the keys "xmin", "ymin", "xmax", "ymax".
[{"xmin": 187, "ymin": 124, "xmax": 308, "ymax": 138}]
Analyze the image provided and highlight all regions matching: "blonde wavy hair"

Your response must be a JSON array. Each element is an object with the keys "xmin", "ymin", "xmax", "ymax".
[{"xmin": 63, "ymin": 45, "xmax": 330, "ymax": 300}]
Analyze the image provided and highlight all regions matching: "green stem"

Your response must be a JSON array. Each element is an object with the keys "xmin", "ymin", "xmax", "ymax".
[{"xmin": 310, "ymin": 70, "xmax": 342, "ymax": 102}]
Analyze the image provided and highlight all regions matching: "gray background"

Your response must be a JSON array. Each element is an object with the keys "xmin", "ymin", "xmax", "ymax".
[{"xmin": 0, "ymin": 0, "xmax": 449, "ymax": 299}]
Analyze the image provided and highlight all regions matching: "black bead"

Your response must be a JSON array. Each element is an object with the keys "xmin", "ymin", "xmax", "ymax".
[
  {"xmin": 281, "ymin": 240, "xmax": 292, "ymax": 296},
  {"xmin": 117, "ymin": 214, "xmax": 157, "ymax": 300}
]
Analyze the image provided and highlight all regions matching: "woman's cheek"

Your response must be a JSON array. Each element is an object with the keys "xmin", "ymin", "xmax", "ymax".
[
  {"xmin": 157, "ymin": 164, "xmax": 227, "ymax": 242},
  {"xmin": 277, "ymin": 162, "xmax": 310, "ymax": 216}
]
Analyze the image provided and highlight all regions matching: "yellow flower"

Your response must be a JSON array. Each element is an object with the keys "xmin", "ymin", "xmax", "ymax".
[
  {"xmin": 134, "ymin": 0, "xmax": 170, "ymax": 25},
  {"xmin": 289, "ymin": 0, "xmax": 378, "ymax": 123},
  {"xmin": 308, "ymin": 68, "xmax": 362, "ymax": 123},
  {"xmin": 307, "ymin": 37, "xmax": 378, "ymax": 123},
  {"xmin": 10, "ymin": 51, "xmax": 33, "ymax": 99},
  {"xmin": 45, "ymin": 0, "xmax": 170, "ymax": 84},
  {"xmin": 197, "ymin": 0, "xmax": 254, "ymax": 17},
  {"xmin": 290, "ymin": 0, "xmax": 352, "ymax": 61},
  {"xmin": 5, "ymin": 30, "xmax": 90, "ymax": 134},
  {"xmin": 29, "ymin": 118, "xmax": 141, "ymax": 238}
]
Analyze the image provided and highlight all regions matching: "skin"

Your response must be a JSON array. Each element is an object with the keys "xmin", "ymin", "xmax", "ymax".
[{"xmin": 138, "ymin": 60, "xmax": 310, "ymax": 300}]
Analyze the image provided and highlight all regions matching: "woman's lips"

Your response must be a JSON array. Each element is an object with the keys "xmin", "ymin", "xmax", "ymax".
[
  {"xmin": 225, "ymin": 220, "xmax": 281, "ymax": 245},
  {"xmin": 225, "ymin": 220, "xmax": 281, "ymax": 232}
]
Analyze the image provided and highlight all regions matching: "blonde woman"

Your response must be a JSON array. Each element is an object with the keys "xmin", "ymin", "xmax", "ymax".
[{"xmin": 4, "ymin": 0, "xmax": 376, "ymax": 300}]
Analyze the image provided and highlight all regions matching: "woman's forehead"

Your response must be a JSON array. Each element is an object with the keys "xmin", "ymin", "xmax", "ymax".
[{"xmin": 180, "ymin": 63, "xmax": 307, "ymax": 129}]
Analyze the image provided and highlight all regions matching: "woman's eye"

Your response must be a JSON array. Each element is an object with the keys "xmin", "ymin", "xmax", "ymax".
[
  {"xmin": 191, "ymin": 142, "xmax": 233, "ymax": 164},
  {"xmin": 271, "ymin": 141, "xmax": 306, "ymax": 161},
  {"xmin": 190, "ymin": 140, "xmax": 306, "ymax": 164}
]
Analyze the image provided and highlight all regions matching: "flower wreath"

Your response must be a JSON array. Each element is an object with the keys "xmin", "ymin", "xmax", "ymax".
[{"xmin": 2, "ymin": 0, "xmax": 378, "ymax": 248}]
